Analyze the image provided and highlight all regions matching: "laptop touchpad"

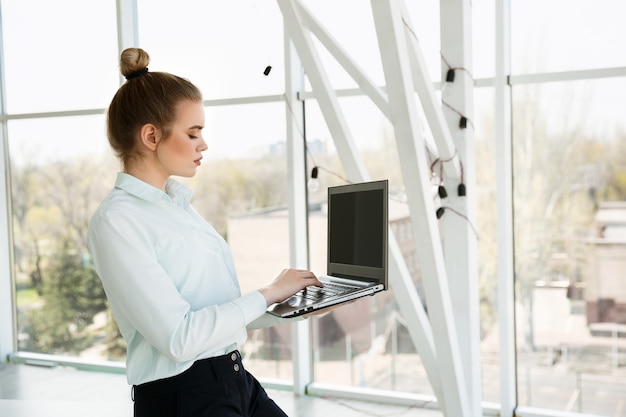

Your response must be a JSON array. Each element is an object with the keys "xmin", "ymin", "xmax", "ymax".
[{"xmin": 287, "ymin": 296, "xmax": 314, "ymax": 307}]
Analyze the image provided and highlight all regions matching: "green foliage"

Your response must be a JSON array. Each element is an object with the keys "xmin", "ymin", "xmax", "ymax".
[
  {"xmin": 16, "ymin": 287, "xmax": 41, "ymax": 305},
  {"xmin": 21, "ymin": 239, "xmax": 106, "ymax": 355},
  {"xmin": 603, "ymin": 170, "xmax": 626, "ymax": 200}
]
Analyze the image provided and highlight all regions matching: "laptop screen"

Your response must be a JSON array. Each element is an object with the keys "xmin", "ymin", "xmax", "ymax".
[{"xmin": 327, "ymin": 179, "xmax": 388, "ymax": 287}]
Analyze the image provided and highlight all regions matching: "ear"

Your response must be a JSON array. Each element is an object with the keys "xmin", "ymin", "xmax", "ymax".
[{"xmin": 139, "ymin": 123, "xmax": 161, "ymax": 151}]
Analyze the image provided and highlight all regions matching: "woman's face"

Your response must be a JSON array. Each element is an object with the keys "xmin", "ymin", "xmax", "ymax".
[{"xmin": 156, "ymin": 100, "xmax": 207, "ymax": 178}]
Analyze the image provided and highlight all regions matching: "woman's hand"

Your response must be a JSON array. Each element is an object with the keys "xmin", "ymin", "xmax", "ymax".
[{"xmin": 258, "ymin": 268, "xmax": 323, "ymax": 306}]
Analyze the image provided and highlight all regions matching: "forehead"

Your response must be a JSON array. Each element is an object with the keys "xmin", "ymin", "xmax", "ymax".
[{"xmin": 174, "ymin": 100, "xmax": 205, "ymax": 127}]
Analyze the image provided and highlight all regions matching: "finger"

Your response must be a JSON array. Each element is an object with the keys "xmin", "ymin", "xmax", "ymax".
[
  {"xmin": 297, "ymin": 270, "xmax": 323, "ymax": 287},
  {"xmin": 307, "ymin": 275, "xmax": 324, "ymax": 288}
]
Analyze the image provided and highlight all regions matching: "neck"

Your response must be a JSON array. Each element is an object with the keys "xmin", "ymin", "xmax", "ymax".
[{"xmin": 124, "ymin": 162, "xmax": 168, "ymax": 190}]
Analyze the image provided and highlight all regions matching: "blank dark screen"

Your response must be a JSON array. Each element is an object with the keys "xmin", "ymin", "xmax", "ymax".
[{"xmin": 329, "ymin": 189, "xmax": 384, "ymax": 267}]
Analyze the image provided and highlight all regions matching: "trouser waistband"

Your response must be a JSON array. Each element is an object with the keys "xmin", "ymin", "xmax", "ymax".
[{"xmin": 132, "ymin": 350, "xmax": 243, "ymax": 402}]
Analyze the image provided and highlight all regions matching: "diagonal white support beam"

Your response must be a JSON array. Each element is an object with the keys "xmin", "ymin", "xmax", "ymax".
[
  {"xmin": 277, "ymin": 0, "xmax": 441, "ymax": 400},
  {"xmin": 439, "ymin": 1, "xmax": 481, "ymax": 416},
  {"xmin": 293, "ymin": 0, "xmax": 390, "ymax": 120},
  {"xmin": 370, "ymin": 0, "xmax": 470, "ymax": 416},
  {"xmin": 293, "ymin": 0, "xmax": 461, "ymax": 184},
  {"xmin": 400, "ymin": 3, "xmax": 461, "ymax": 180},
  {"xmin": 276, "ymin": 0, "xmax": 368, "ymax": 183}
]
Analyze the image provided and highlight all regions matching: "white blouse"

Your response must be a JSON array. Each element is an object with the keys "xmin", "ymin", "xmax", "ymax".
[{"xmin": 87, "ymin": 173, "xmax": 290, "ymax": 386}]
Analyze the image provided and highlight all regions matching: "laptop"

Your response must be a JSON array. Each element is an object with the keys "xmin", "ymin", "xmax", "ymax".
[{"xmin": 267, "ymin": 179, "xmax": 388, "ymax": 318}]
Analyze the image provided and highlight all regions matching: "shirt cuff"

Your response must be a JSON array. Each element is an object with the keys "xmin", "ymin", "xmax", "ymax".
[{"xmin": 232, "ymin": 291, "xmax": 268, "ymax": 325}]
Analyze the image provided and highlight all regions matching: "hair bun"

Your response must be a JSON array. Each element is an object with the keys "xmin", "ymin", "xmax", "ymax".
[{"xmin": 120, "ymin": 48, "xmax": 150, "ymax": 79}]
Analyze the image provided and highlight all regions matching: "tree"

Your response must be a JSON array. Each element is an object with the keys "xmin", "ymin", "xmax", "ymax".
[
  {"xmin": 511, "ymin": 82, "xmax": 612, "ymax": 350},
  {"xmin": 22, "ymin": 239, "xmax": 106, "ymax": 354},
  {"xmin": 13, "ymin": 153, "xmax": 118, "ymax": 355}
]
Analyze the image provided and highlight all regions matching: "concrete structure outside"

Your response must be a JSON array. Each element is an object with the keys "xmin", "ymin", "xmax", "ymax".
[{"xmin": 585, "ymin": 202, "xmax": 626, "ymax": 327}]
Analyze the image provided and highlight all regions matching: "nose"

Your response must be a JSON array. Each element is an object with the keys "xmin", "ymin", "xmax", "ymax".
[{"xmin": 198, "ymin": 138, "xmax": 208, "ymax": 152}]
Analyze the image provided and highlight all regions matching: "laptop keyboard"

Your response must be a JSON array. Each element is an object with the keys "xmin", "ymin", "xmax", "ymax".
[{"xmin": 298, "ymin": 282, "xmax": 355, "ymax": 301}]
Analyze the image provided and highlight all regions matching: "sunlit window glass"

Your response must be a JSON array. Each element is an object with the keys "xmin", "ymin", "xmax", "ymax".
[
  {"xmin": 1, "ymin": 0, "xmax": 118, "ymax": 113},
  {"xmin": 137, "ymin": 0, "xmax": 285, "ymax": 99},
  {"xmin": 301, "ymin": 0, "xmax": 441, "ymax": 89},
  {"xmin": 511, "ymin": 0, "xmax": 626, "ymax": 73},
  {"xmin": 9, "ymin": 116, "xmax": 120, "ymax": 359},
  {"xmin": 190, "ymin": 102, "xmax": 293, "ymax": 381},
  {"xmin": 513, "ymin": 78, "xmax": 626, "ymax": 415}
]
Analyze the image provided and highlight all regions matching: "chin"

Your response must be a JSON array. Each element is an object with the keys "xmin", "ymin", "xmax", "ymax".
[
  {"xmin": 175, "ymin": 170, "xmax": 197, "ymax": 178},
  {"xmin": 178, "ymin": 167, "xmax": 198, "ymax": 178}
]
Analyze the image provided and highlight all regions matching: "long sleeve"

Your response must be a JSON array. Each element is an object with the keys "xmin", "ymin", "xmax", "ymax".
[
  {"xmin": 89, "ymin": 209, "xmax": 264, "ymax": 358},
  {"xmin": 87, "ymin": 174, "xmax": 268, "ymax": 385},
  {"xmin": 247, "ymin": 312, "xmax": 303, "ymax": 330}
]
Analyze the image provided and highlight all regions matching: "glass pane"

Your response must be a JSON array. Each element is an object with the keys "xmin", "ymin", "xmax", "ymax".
[
  {"xmin": 230, "ymin": 214, "xmax": 293, "ymax": 381},
  {"xmin": 513, "ymin": 78, "xmax": 626, "ymax": 415},
  {"xmin": 9, "ymin": 116, "xmax": 122, "ymax": 359},
  {"xmin": 299, "ymin": 0, "xmax": 441, "ymax": 90},
  {"xmin": 511, "ymin": 0, "xmax": 626, "ymax": 73},
  {"xmin": 1, "ymin": 0, "xmax": 118, "ymax": 113},
  {"xmin": 473, "ymin": 87, "xmax": 500, "ymax": 404},
  {"xmin": 136, "ymin": 0, "xmax": 285, "ymax": 99},
  {"xmin": 190, "ymin": 102, "xmax": 293, "ymax": 381},
  {"xmin": 472, "ymin": 1, "xmax": 495, "ymax": 79},
  {"xmin": 202, "ymin": 102, "xmax": 287, "ymax": 161}
]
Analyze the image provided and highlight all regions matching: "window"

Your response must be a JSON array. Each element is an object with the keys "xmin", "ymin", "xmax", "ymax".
[
  {"xmin": 511, "ymin": 0, "xmax": 626, "ymax": 73},
  {"xmin": 1, "ymin": 0, "xmax": 117, "ymax": 113},
  {"xmin": 137, "ymin": 0, "xmax": 286, "ymax": 99},
  {"xmin": 10, "ymin": 115, "xmax": 119, "ymax": 358},
  {"xmin": 512, "ymin": 78, "xmax": 626, "ymax": 415}
]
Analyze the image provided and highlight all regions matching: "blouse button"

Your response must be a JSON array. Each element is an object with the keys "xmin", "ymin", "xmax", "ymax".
[
  {"xmin": 233, "ymin": 364, "xmax": 240, "ymax": 372},
  {"xmin": 231, "ymin": 353, "xmax": 237, "ymax": 361}
]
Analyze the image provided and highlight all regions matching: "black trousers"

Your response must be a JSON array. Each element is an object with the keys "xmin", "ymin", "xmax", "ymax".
[{"xmin": 132, "ymin": 351, "xmax": 288, "ymax": 417}]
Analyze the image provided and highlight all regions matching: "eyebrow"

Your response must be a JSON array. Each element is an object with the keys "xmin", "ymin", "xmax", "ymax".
[{"xmin": 188, "ymin": 125, "xmax": 204, "ymax": 130}]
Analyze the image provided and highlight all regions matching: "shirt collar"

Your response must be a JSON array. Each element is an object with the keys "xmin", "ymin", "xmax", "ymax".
[{"xmin": 114, "ymin": 172, "xmax": 193, "ymax": 206}]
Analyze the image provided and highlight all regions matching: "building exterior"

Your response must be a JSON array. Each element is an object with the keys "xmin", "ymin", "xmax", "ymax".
[{"xmin": 585, "ymin": 202, "xmax": 626, "ymax": 325}]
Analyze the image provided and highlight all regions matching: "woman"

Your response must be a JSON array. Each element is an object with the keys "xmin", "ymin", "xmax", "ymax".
[{"xmin": 87, "ymin": 47, "xmax": 322, "ymax": 417}]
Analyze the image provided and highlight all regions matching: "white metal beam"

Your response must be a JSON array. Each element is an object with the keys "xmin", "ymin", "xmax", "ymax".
[
  {"xmin": 0, "ymin": 2, "xmax": 16, "ymax": 362},
  {"xmin": 293, "ymin": 1, "xmax": 390, "ymax": 120},
  {"xmin": 370, "ymin": 1, "xmax": 470, "ymax": 416},
  {"xmin": 401, "ymin": 4, "xmax": 461, "ymax": 180},
  {"xmin": 439, "ymin": 1, "xmax": 481, "ymax": 416},
  {"xmin": 495, "ymin": 0, "xmax": 517, "ymax": 416},
  {"xmin": 276, "ymin": 0, "xmax": 368, "ymax": 183},
  {"xmin": 116, "ymin": 0, "xmax": 138, "ymax": 51},
  {"xmin": 284, "ymin": 32, "xmax": 312, "ymax": 395}
]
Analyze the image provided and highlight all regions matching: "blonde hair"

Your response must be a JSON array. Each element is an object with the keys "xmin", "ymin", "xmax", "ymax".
[{"xmin": 106, "ymin": 48, "xmax": 202, "ymax": 167}]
